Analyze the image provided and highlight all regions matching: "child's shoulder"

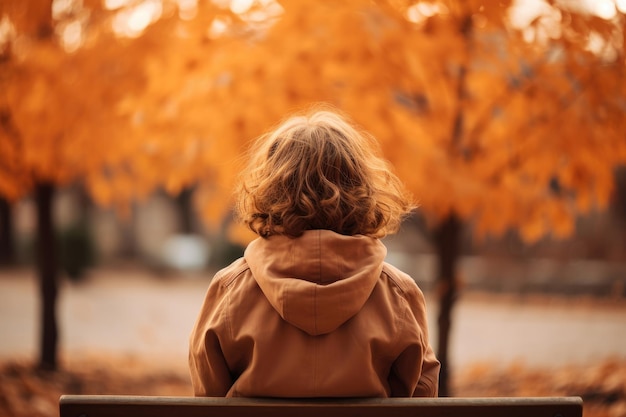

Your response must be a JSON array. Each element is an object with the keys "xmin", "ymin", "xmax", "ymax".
[
  {"xmin": 381, "ymin": 262, "xmax": 422, "ymax": 295},
  {"xmin": 211, "ymin": 257, "xmax": 250, "ymax": 288}
]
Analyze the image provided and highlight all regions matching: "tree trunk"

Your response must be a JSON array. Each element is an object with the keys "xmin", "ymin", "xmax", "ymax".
[
  {"xmin": 433, "ymin": 214, "xmax": 462, "ymax": 397},
  {"xmin": 119, "ymin": 203, "xmax": 138, "ymax": 259},
  {"xmin": 35, "ymin": 182, "xmax": 59, "ymax": 370},
  {"xmin": 176, "ymin": 187, "xmax": 195, "ymax": 234},
  {"xmin": 0, "ymin": 197, "xmax": 14, "ymax": 266}
]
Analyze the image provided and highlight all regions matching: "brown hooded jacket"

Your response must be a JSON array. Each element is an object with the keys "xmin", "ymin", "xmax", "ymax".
[{"xmin": 189, "ymin": 229, "xmax": 440, "ymax": 397}]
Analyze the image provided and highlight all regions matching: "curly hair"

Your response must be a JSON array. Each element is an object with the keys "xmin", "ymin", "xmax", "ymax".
[{"xmin": 234, "ymin": 107, "xmax": 415, "ymax": 238}]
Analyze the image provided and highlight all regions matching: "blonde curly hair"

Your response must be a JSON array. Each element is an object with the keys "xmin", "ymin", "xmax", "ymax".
[{"xmin": 235, "ymin": 106, "xmax": 415, "ymax": 238}]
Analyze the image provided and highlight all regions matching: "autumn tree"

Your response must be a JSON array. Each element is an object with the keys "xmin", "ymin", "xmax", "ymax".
[
  {"xmin": 0, "ymin": 0, "xmax": 251, "ymax": 369},
  {"xmin": 120, "ymin": 0, "xmax": 626, "ymax": 395},
  {"xmin": 1, "ymin": 0, "xmax": 69, "ymax": 370},
  {"xmin": 0, "ymin": 0, "xmax": 184, "ymax": 370}
]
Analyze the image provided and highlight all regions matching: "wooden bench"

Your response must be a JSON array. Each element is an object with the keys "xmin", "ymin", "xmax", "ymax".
[{"xmin": 59, "ymin": 395, "xmax": 583, "ymax": 417}]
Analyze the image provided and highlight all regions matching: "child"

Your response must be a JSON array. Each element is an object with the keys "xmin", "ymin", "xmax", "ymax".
[{"xmin": 189, "ymin": 106, "xmax": 440, "ymax": 397}]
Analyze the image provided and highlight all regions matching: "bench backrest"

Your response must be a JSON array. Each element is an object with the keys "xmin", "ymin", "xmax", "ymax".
[{"xmin": 59, "ymin": 395, "xmax": 583, "ymax": 417}]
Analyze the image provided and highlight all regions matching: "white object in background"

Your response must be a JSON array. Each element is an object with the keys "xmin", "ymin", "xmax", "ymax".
[{"xmin": 162, "ymin": 234, "xmax": 210, "ymax": 271}]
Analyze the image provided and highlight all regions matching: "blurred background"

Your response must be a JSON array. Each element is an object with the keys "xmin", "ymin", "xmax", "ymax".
[{"xmin": 1, "ymin": 0, "xmax": 625, "ymax": 416}]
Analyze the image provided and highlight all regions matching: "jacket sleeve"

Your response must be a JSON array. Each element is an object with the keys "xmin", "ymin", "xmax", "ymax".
[
  {"xmin": 413, "ymin": 340, "xmax": 440, "ymax": 397},
  {"xmin": 188, "ymin": 273, "xmax": 233, "ymax": 396},
  {"xmin": 390, "ymin": 277, "xmax": 440, "ymax": 397},
  {"xmin": 409, "ymin": 283, "xmax": 440, "ymax": 397}
]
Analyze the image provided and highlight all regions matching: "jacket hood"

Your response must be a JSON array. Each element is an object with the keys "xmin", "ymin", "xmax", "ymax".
[{"xmin": 244, "ymin": 230, "xmax": 386, "ymax": 336}]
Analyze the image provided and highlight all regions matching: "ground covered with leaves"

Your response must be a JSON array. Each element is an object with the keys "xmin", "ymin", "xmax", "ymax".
[
  {"xmin": 453, "ymin": 358, "xmax": 626, "ymax": 417},
  {"xmin": 1, "ymin": 356, "xmax": 625, "ymax": 417}
]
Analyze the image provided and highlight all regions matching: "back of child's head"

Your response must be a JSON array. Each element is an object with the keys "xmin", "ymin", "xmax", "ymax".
[{"xmin": 235, "ymin": 105, "xmax": 415, "ymax": 238}]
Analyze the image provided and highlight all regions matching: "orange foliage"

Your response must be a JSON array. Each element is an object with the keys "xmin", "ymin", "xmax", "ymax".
[
  {"xmin": 1, "ymin": 0, "xmax": 625, "ymax": 241},
  {"xmin": 151, "ymin": 0, "xmax": 624, "ymax": 242}
]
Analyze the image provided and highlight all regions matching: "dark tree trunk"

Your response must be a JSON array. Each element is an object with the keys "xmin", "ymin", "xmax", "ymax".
[
  {"xmin": 0, "ymin": 197, "xmax": 14, "ymax": 266},
  {"xmin": 119, "ymin": 204, "xmax": 137, "ymax": 259},
  {"xmin": 176, "ymin": 187, "xmax": 195, "ymax": 234},
  {"xmin": 433, "ymin": 214, "xmax": 462, "ymax": 397},
  {"xmin": 35, "ymin": 182, "xmax": 59, "ymax": 370}
]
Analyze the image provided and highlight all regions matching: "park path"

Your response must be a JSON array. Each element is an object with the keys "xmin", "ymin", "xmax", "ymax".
[{"xmin": 1, "ymin": 266, "xmax": 625, "ymax": 374}]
